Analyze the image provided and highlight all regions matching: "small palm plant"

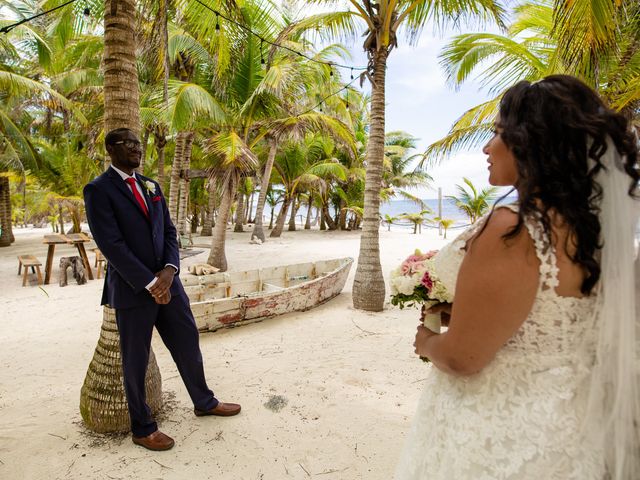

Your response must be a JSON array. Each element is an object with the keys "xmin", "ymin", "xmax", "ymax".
[
  {"xmin": 383, "ymin": 214, "xmax": 396, "ymax": 232},
  {"xmin": 399, "ymin": 209, "xmax": 432, "ymax": 234},
  {"xmin": 448, "ymin": 177, "xmax": 498, "ymax": 224},
  {"xmin": 434, "ymin": 216, "xmax": 456, "ymax": 239}
]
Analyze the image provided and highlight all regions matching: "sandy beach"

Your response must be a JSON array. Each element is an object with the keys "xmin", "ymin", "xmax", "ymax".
[{"xmin": 0, "ymin": 225, "xmax": 455, "ymax": 480}]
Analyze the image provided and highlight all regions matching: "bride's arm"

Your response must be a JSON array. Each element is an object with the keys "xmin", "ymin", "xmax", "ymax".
[{"xmin": 414, "ymin": 208, "xmax": 539, "ymax": 376}]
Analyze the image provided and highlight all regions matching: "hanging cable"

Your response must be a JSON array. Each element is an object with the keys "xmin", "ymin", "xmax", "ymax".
[
  {"xmin": 193, "ymin": 0, "xmax": 367, "ymax": 73},
  {"xmin": 0, "ymin": 0, "xmax": 78, "ymax": 34}
]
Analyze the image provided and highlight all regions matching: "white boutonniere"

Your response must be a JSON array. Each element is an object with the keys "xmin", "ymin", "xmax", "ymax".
[{"xmin": 144, "ymin": 180, "xmax": 157, "ymax": 195}]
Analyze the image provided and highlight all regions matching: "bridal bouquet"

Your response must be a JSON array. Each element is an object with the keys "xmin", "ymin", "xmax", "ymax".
[{"xmin": 389, "ymin": 249, "xmax": 454, "ymax": 334}]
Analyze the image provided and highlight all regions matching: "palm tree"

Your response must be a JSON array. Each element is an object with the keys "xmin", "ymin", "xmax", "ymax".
[
  {"xmin": 103, "ymin": 0, "xmax": 140, "ymax": 137},
  {"xmin": 426, "ymin": 0, "xmax": 640, "ymax": 160},
  {"xmin": 434, "ymin": 216, "xmax": 455, "ymax": 239},
  {"xmin": 399, "ymin": 209, "xmax": 432, "ymax": 234},
  {"xmin": 304, "ymin": 0, "xmax": 505, "ymax": 311},
  {"xmin": 265, "ymin": 186, "xmax": 284, "ymax": 229},
  {"xmin": 269, "ymin": 138, "xmax": 348, "ymax": 238},
  {"xmin": 206, "ymin": 131, "xmax": 259, "ymax": 271},
  {"xmin": 448, "ymin": 177, "xmax": 498, "ymax": 224},
  {"xmin": 383, "ymin": 213, "xmax": 396, "ymax": 231}
]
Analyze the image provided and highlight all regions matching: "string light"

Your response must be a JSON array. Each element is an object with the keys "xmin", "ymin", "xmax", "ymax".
[
  {"xmin": 194, "ymin": 0, "xmax": 367, "ymax": 73},
  {"xmin": 215, "ymin": 12, "xmax": 220, "ymax": 31},
  {"xmin": 83, "ymin": 7, "xmax": 90, "ymax": 20},
  {"xmin": 0, "ymin": 0, "xmax": 77, "ymax": 34}
]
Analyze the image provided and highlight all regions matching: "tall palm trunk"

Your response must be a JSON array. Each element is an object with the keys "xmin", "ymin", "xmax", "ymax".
[
  {"xmin": 81, "ymin": 0, "xmax": 162, "ymax": 433},
  {"xmin": 153, "ymin": 0, "xmax": 170, "ymax": 183},
  {"xmin": 208, "ymin": 177, "xmax": 236, "ymax": 271},
  {"xmin": 168, "ymin": 131, "xmax": 187, "ymax": 224},
  {"xmin": 288, "ymin": 194, "xmax": 299, "ymax": 231},
  {"xmin": 103, "ymin": 0, "xmax": 140, "ymax": 142},
  {"xmin": 268, "ymin": 206, "xmax": 276, "ymax": 229},
  {"xmin": 177, "ymin": 132, "xmax": 195, "ymax": 236},
  {"xmin": 154, "ymin": 129, "xmax": 168, "ymax": 186},
  {"xmin": 270, "ymin": 195, "xmax": 292, "ymax": 238},
  {"xmin": 139, "ymin": 127, "xmax": 150, "ymax": 172},
  {"xmin": 200, "ymin": 182, "xmax": 216, "ymax": 236},
  {"xmin": 234, "ymin": 189, "xmax": 245, "ymax": 232},
  {"xmin": 252, "ymin": 138, "xmax": 277, "ymax": 241},
  {"xmin": 352, "ymin": 48, "xmax": 388, "ymax": 312},
  {"xmin": 0, "ymin": 176, "xmax": 12, "ymax": 247},
  {"xmin": 322, "ymin": 202, "xmax": 337, "ymax": 230},
  {"xmin": 247, "ymin": 191, "xmax": 254, "ymax": 223},
  {"xmin": 304, "ymin": 201, "xmax": 312, "ymax": 230}
]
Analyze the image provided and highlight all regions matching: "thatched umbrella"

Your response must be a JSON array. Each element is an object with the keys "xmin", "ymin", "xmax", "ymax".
[{"xmin": 80, "ymin": 306, "xmax": 162, "ymax": 433}]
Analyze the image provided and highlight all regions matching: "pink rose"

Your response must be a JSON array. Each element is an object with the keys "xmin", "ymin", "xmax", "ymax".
[
  {"xmin": 421, "ymin": 271, "xmax": 434, "ymax": 291},
  {"xmin": 401, "ymin": 255, "xmax": 424, "ymax": 275}
]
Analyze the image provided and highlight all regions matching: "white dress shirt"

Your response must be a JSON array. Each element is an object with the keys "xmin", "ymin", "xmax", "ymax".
[{"xmin": 110, "ymin": 165, "xmax": 177, "ymax": 291}]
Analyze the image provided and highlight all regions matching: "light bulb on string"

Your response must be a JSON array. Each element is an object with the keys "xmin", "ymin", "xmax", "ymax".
[
  {"xmin": 350, "ymin": 68, "xmax": 354, "ymax": 80},
  {"xmin": 260, "ymin": 40, "xmax": 266, "ymax": 66},
  {"xmin": 215, "ymin": 12, "xmax": 220, "ymax": 31},
  {"xmin": 83, "ymin": 7, "xmax": 90, "ymax": 20}
]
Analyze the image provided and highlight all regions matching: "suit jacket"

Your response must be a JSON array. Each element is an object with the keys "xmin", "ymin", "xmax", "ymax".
[{"xmin": 83, "ymin": 167, "xmax": 185, "ymax": 309}]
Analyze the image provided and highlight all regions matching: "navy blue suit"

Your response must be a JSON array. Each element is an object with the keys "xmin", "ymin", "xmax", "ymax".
[{"xmin": 84, "ymin": 167, "xmax": 217, "ymax": 436}]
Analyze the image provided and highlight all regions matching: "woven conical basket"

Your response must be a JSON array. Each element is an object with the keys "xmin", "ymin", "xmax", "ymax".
[{"xmin": 80, "ymin": 306, "xmax": 163, "ymax": 433}]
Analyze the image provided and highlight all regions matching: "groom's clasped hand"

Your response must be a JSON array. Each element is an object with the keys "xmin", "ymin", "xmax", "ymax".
[{"xmin": 149, "ymin": 266, "xmax": 176, "ymax": 304}]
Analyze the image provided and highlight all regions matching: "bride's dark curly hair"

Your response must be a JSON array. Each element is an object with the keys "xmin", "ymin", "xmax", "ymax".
[{"xmin": 496, "ymin": 74, "xmax": 639, "ymax": 294}]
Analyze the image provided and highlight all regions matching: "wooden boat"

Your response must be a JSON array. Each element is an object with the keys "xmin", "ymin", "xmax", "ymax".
[{"xmin": 182, "ymin": 257, "xmax": 353, "ymax": 332}]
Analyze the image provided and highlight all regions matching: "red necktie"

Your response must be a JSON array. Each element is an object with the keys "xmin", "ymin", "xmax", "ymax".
[{"xmin": 125, "ymin": 177, "xmax": 149, "ymax": 218}]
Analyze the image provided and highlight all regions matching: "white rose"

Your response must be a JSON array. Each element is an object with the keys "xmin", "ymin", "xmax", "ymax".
[{"xmin": 144, "ymin": 180, "xmax": 157, "ymax": 195}]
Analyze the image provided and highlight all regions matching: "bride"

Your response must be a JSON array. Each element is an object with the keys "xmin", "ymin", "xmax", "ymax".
[{"xmin": 394, "ymin": 75, "xmax": 639, "ymax": 480}]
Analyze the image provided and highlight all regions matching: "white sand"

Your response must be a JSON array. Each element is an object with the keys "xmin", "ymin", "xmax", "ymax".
[{"xmin": 0, "ymin": 224, "xmax": 456, "ymax": 480}]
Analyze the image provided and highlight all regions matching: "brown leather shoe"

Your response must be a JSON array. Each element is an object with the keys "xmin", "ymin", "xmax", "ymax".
[
  {"xmin": 132, "ymin": 430, "xmax": 175, "ymax": 451},
  {"xmin": 194, "ymin": 402, "xmax": 241, "ymax": 417}
]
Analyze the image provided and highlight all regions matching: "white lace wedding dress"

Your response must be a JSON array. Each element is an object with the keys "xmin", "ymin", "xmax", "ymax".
[{"xmin": 394, "ymin": 205, "xmax": 605, "ymax": 480}]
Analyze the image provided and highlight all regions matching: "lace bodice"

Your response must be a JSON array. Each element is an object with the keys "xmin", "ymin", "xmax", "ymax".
[{"xmin": 395, "ymin": 205, "xmax": 603, "ymax": 480}]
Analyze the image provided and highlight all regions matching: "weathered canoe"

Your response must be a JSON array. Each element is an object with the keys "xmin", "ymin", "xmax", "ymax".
[{"xmin": 182, "ymin": 257, "xmax": 353, "ymax": 332}]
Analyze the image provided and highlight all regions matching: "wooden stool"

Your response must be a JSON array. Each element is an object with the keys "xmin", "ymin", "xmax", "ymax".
[
  {"xmin": 17, "ymin": 255, "xmax": 43, "ymax": 286},
  {"xmin": 93, "ymin": 248, "xmax": 106, "ymax": 279}
]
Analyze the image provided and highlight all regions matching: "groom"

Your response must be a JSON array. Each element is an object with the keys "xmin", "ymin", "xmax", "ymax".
[{"xmin": 84, "ymin": 128, "xmax": 241, "ymax": 451}]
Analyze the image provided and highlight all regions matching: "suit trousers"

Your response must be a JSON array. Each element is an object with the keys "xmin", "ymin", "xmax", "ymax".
[{"xmin": 115, "ymin": 293, "xmax": 218, "ymax": 437}]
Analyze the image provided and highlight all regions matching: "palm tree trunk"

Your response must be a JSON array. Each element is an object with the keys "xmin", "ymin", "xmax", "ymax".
[
  {"xmin": 154, "ymin": 129, "xmax": 168, "ymax": 187},
  {"xmin": 288, "ymin": 194, "xmax": 299, "ymax": 231},
  {"xmin": 0, "ymin": 176, "xmax": 12, "ymax": 247},
  {"xmin": 322, "ymin": 202, "xmax": 337, "ymax": 230},
  {"xmin": 338, "ymin": 198, "xmax": 347, "ymax": 230},
  {"xmin": 80, "ymin": 306, "xmax": 162, "ymax": 433},
  {"xmin": 352, "ymin": 48, "xmax": 389, "ymax": 312},
  {"xmin": 58, "ymin": 204, "xmax": 65, "ymax": 235},
  {"xmin": 247, "ymin": 191, "xmax": 254, "ymax": 223},
  {"xmin": 252, "ymin": 138, "xmax": 277, "ymax": 241},
  {"xmin": 208, "ymin": 177, "xmax": 236, "ymax": 271},
  {"xmin": 168, "ymin": 131, "xmax": 187, "ymax": 225},
  {"xmin": 268, "ymin": 206, "xmax": 275, "ymax": 229},
  {"xmin": 103, "ymin": 0, "xmax": 140, "ymax": 137},
  {"xmin": 177, "ymin": 132, "xmax": 195, "ymax": 236},
  {"xmin": 234, "ymin": 189, "xmax": 245, "ymax": 232},
  {"xmin": 270, "ymin": 195, "xmax": 292, "ymax": 238},
  {"xmin": 139, "ymin": 127, "xmax": 150, "ymax": 172},
  {"xmin": 304, "ymin": 201, "xmax": 312, "ymax": 230},
  {"xmin": 200, "ymin": 182, "xmax": 216, "ymax": 236}
]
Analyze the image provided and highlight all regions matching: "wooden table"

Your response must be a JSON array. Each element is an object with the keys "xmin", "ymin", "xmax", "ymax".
[{"xmin": 43, "ymin": 233, "xmax": 94, "ymax": 284}]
